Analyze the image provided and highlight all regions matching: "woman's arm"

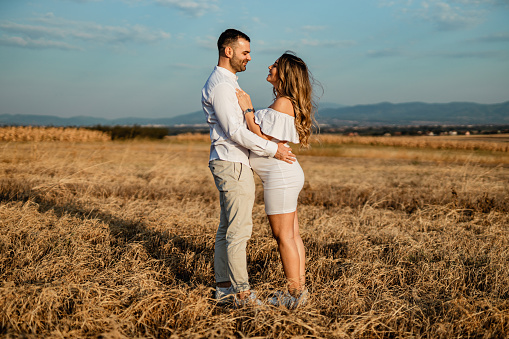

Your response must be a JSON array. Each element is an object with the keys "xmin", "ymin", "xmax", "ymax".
[{"xmin": 236, "ymin": 89, "xmax": 271, "ymax": 141}]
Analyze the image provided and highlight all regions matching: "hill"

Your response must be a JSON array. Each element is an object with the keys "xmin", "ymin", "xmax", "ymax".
[
  {"xmin": 318, "ymin": 101, "xmax": 509, "ymax": 126},
  {"xmin": 0, "ymin": 111, "xmax": 207, "ymax": 127},
  {"xmin": 1, "ymin": 101, "xmax": 508, "ymax": 127}
]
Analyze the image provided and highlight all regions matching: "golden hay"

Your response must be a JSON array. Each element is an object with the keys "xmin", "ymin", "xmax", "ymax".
[
  {"xmin": 0, "ymin": 126, "xmax": 110, "ymax": 142},
  {"xmin": 165, "ymin": 132, "xmax": 210, "ymax": 143},
  {"xmin": 0, "ymin": 140, "xmax": 508, "ymax": 338},
  {"xmin": 312, "ymin": 134, "xmax": 509, "ymax": 153}
]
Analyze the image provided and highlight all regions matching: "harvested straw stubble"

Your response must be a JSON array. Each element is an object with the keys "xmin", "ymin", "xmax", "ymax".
[
  {"xmin": 0, "ymin": 139, "xmax": 508, "ymax": 337},
  {"xmin": 0, "ymin": 126, "xmax": 110, "ymax": 142},
  {"xmin": 313, "ymin": 134, "xmax": 509, "ymax": 153}
]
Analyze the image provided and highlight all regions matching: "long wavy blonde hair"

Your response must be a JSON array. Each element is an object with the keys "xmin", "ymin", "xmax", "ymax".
[{"xmin": 273, "ymin": 52, "xmax": 317, "ymax": 148}]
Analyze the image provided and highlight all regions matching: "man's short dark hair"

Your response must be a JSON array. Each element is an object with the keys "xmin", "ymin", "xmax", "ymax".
[{"xmin": 217, "ymin": 29, "xmax": 250, "ymax": 55}]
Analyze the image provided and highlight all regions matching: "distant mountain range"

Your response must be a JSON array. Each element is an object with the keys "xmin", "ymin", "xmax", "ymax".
[
  {"xmin": 317, "ymin": 101, "xmax": 509, "ymax": 126},
  {"xmin": 0, "ymin": 110, "xmax": 206, "ymax": 127},
  {"xmin": 1, "ymin": 101, "xmax": 508, "ymax": 127}
]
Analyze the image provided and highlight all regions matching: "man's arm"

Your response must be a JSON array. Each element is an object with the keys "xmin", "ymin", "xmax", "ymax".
[{"xmin": 212, "ymin": 83, "xmax": 291, "ymax": 159}]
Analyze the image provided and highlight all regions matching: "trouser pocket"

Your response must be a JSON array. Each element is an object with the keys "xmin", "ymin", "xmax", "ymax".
[{"xmin": 209, "ymin": 160, "xmax": 242, "ymax": 192}]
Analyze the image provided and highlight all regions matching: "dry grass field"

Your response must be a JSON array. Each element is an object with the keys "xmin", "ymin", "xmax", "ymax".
[
  {"xmin": 1, "ymin": 128, "xmax": 509, "ymax": 338},
  {"xmin": 0, "ymin": 127, "xmax": 110, "ymax": 142}
]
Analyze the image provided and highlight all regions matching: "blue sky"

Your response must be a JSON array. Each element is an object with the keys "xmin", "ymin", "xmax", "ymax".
[{"xmin": 1, "ymin": 0, "xmax": 508, "ymax": 119}]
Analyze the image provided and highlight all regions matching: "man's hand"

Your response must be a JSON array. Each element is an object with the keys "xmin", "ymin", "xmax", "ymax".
[{"xmin": 274, "ymin": 142, "xmax": 296, "ymax": 164}]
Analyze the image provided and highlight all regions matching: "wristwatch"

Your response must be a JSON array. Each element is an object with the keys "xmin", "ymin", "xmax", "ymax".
[{"xmin": 243, "ymin": 108, "xmax": 254, "ymax": 115}]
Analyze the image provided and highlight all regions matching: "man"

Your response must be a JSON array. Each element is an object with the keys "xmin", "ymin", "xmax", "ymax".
[{"xmin": 202, "ymin": 28, "xmax": 295, "ymax": 307}]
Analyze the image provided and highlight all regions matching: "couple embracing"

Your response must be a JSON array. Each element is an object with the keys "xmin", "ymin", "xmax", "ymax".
[{"xmin": 202, "ymin": 28, "xmax": 316, "ymax": 309}]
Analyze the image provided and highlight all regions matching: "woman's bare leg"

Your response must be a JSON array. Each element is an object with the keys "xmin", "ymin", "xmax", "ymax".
[
  {"xmin": 293, "ymin": 212, "xmax": 306, "ymax": 287},
  {"xmin": 268, "ymin": 211, "xmax": 304, "ymax": 294}
]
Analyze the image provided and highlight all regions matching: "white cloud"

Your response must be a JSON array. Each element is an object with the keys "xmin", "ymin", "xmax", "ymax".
[
  {"xmin": 378, "ymin": 1, "xmax": 398, "ymax": 7},
  {"xmin": 365, "ymin": 39, "xmax": 507, "ymax": 59},
  {"xmin": 367, "ymin": 48, "xmax": 405, "ymax": 58},
  {"xmin": 0, "ymin": 21, "xmax": 66, "ymax": 39},
  {"xmin": 299, "ymin": 39, "xmax": 356, "ymax": 48},
  {"xmin": 469, "ymin": 31, "xmax": 509, "ymax": 42},
  {"xmin": 155, "ymin": 0, "xmax": 218, "ymax": 17},
  {"xmin": 382, "ymin": 0, "xmax": 492, "ymax": 30},
  {"xmin": 452, "ymin": 0, "xmax": 508, "ymax": 5},
  {"xmin": 172, "ymin": 62, "xmax": 201, "ymax": 69},
  {"xmin": 0, "ymin": 14, "xmax": 170, "ymax": 51},
  {"xmin": 196, "ymin": 35, "xmax": 216, "ymax": 50},
  {"xmin": 302, "ymin": 25, "xmax": 327, "ymax": 32},
  {"xmin": 0, "ymin": 36, "xmax": 83, "ymax": 50},
  {"xmin": 422, "ymin": 1, "xmax": 484, "ymax": 30},
  {"xmin": 256, "ymin": 39, "xmax": 356, "ymax": 54},
  {"xmin": 61, "ymin": 0, "xmax": 102, "ymax": 2},
  {"xmin": 427, "ymin": 50, "xmax": 508, "ymax": 58}
]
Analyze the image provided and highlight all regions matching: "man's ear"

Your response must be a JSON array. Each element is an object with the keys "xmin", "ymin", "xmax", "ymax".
[{"xmin": 225, "ymin": 46, "xmax": 233, "ymax": 58}]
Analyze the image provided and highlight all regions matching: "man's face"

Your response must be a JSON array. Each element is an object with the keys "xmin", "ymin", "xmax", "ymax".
[{"xmin": 229, "ymin": 38, "xmax": 251, "ymax": 73}]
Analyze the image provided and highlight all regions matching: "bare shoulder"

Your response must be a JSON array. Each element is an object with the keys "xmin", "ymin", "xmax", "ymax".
[{"xmin": 269, "ymin": 97, "xmax": 295, "ymax": 117}]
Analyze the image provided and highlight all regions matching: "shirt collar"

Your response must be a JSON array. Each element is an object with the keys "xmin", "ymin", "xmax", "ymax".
[{"xmin": 215, "ymin": 66, "xmax": 238, "ymax": 81}]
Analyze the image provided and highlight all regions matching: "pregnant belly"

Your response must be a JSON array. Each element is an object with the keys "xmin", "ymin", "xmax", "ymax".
[{"xmin": 250, "ymin": 155, "xmax": 304, "ymax": 187}]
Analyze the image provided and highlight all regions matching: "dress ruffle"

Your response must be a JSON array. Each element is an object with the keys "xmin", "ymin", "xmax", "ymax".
[{"xmin": 254, "ymin": 108, "xmax": 300, "ymax": 143}]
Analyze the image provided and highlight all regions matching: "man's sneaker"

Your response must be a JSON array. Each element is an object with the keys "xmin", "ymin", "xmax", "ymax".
[
  {"xmin": 232, "ymin": 291, "xmax": 264, "ymax": 309},
  {"xmin": 268, "ymin": 289, "xmax": 309, "ymax": 310},
  {"xmin": 215, "ymin": 286, "xmax": 234, "ymax": 306}
]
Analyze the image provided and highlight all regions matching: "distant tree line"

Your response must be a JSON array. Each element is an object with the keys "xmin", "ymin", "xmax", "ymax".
[
  {"xmin": 86, "ymin": 125, "xmax": 168, "ymax": 140},
  {"xmin": 321, "ymin": 124, "xmax": 509, "ymax": 136},
  {"xmin": 86, "ymin": 125, "xmax": 209, "ymax": 140},
  {"xmin": 85, "ymin": 124, "xmax": 509, "ymax": 140}
]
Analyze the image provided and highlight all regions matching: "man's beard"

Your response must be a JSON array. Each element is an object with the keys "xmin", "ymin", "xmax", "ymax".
[{"xmin": 230, "ymin": 56, "xmax": 247, "ymax": 73}]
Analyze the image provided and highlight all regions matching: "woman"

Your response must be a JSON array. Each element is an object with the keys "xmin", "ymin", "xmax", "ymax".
[{"xmin": 236, "ymin": 51, "xmax": 316, "ymax": 309}]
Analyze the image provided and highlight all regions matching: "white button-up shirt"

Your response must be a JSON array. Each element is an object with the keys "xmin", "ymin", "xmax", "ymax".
[{"xmin": 202, "ymin": 66, "xmax": 277, "ymax": 167}]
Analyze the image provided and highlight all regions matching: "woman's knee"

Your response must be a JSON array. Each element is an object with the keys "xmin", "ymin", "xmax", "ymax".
[{"xmin": 273, "ymin": 232, "xmax": 295, "ymax": 245}]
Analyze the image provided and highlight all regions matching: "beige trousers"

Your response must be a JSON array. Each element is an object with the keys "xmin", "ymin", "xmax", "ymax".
[{"xmin": 209, "ymin": 160, "xmax": 255, "ymax": 293}]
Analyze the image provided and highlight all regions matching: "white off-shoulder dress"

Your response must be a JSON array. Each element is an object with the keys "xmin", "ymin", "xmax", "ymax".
[{"xmin": 249, "ymin": 108, "xmax": 305, "ymax": 215}]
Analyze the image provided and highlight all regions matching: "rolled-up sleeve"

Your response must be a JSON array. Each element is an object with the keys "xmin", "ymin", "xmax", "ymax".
[{"xmin": 212, "ymin": 83, "xmax": 277, "ymax": 157}]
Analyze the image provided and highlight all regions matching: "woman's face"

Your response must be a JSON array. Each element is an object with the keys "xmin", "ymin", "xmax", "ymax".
[{"xmin": 266, "ymin": 59, "xmax": 279, "ymax": 86}]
